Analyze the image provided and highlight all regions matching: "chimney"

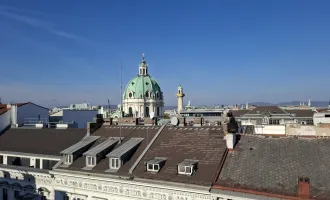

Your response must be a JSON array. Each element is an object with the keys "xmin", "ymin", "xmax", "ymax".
[
  {"xmin": 298, "ymin": 176, "xmax": 310, "ymax": 199},
  {"xmin": 10, "ymin": 104, "xmax": 18, "ymax": 128},
  {"xmin": 226, "ymin": 133, "xmax": 236, "ymax": 150}
]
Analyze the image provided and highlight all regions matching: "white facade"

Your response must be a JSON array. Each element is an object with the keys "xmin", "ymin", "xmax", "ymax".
[
  {"xmin": 123, "ymin": 98, "xmax": 164, "ymax": 118},
  {"xmin": 254, "ymin": 125, "xmax": 286, "ymax": 135},
  {"xmin": 0, "ymin": 166, "xmax": 281, "ymax": 200},
  {"xmin": 0, "ymin": 110, "xmax": 10, "ymax": 133},
  {"xmin": 313, "ymin": 112, "xmax": 330, "ymax": 126}
]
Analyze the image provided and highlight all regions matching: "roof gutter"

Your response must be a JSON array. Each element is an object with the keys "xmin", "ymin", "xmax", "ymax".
[{"xmin": 211, "ymin": 184, "xmax": 312, "ymax": 200}]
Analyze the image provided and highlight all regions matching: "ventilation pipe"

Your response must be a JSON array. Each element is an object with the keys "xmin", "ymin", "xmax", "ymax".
[{"xmin": 10, "ymin": 104, "xmax": 18, "ymax": 128}]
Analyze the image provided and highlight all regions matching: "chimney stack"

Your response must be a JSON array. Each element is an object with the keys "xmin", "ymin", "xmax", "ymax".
[
  {"xmin": 10, "ymin": 104, "xmax": 18, "ymax": 128},
  {"xmin": 298, "ymin": 176, "xmax": 310, "ymax": 199},
  {"xmin": 226, "ymin": 133, "xmax": 236, "ymax": 150}
]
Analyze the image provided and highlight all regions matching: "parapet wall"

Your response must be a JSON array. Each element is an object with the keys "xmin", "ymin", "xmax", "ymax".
[{"xmin": 286, "ymin": 124, "xmax": 330, "ymax": 136}]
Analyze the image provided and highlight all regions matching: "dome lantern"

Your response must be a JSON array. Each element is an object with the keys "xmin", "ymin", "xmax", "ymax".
[{"xmin": 139, "ymin": 53, "xmax": 148, "ymax": 76}]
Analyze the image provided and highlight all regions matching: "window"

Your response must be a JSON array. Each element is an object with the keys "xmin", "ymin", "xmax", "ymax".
[
  {"xmin": 178, "ymin": 165, "xmax": 193, "ymax": 175},
  {"xmin": 110, "ymin": 158, "xmax": 120, "ymax": 169},
  {"xmin": 14, "ymin": 191, "xmax": 20, "ymax": 198},
  {"xmin": 65, "ymin": 154, "xmax": 73, "ymax": 164},
  {"xmin": 87, "ymin": 156, "xmax": 96, "ymax": 166},
  {"xmin": 178, "ymin": 159, "xmax": 198, "ymax": 175},
  {"xmin": 145, "ymin": 92, "xmax": 149, "ymax": 98},
  {"xmin": 129, "ymin": 92, "xmax": 132, "ymax": 98},
  {"xmin": 3, "ymin": 188, "xmax": 8, "ymax": 200},
  {"xmin": 156, "ymin": 92, "xmax": 159, "ymax": 98},
  {"xmin": 35, "ymin": 159, "xmax": 40, "ymax": 168},
  {"xmin": 63, "ymin": 195, "xmax": 69, "ymax": 200},
  {"xmin": 147, "ymin": 164, "xmax": 160, "ymax": 172},
  {"xmin": 0, "ymin": 155, "xmax": 3, "ymax": 164}
]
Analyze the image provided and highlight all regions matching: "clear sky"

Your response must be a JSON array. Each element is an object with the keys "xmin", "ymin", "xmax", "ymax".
[{"xmin": 0, "ymin": 0, "xmax": 329, "ymax": 107}]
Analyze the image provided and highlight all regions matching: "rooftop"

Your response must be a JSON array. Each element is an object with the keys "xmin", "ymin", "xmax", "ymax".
[
  {"xmin": 132, "ymin": 126, "xmax": 226, "ymax": 186},
  {"xmin": 230, "ymin": 110, "xmax": 250, "ymax": 118},
  {"xmin": 245, "ymin": 106, "xmax": 288, "ymax": 115},
  {"xmin": 215, "ymin": 135, "xmax": 330, "ymax": 199},
  {"xmin": 57, "ymin": 125, "xmax": 160, "ymax": 175},
  {"xmin": 285, "ymin": 109, "xmax": 314, "ymax": 118},
  {"xmin": 0, "ymin": 128, "xmax": 86, "ymax": 156}
]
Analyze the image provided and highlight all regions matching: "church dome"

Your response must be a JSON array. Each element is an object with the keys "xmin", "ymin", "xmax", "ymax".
[
  {"xmin": 124, "ymin": 75, "xmax": 163, "ymax": 100},
  {"xmin": 123, "ymin": 55, "xmax": 163, "ymax": 100}
]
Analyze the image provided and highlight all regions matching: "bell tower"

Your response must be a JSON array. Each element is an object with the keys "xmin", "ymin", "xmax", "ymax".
[
  {"xmin": 176, "ymin": 85, "xmax": 185, "ymax": 114},
  {"xmin": 139, "ymin": 53, "xmax": 148, "ymax": 76}
]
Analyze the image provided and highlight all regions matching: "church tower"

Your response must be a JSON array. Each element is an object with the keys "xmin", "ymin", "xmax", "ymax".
[
  {"xmin": 308, "ymin": 97, "xmax": 311, "ymax": 107},
  {"xmin": 176, "ymin": 85, "xmax": 185, "ymax": 114}
]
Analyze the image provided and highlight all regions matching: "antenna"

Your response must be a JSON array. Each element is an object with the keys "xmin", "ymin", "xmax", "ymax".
[
  {"xmin": 120, "ymin": 61, "xmax": 123, "ymax": 118},
  {"xmin": 108, "ymin": 99, "xmax": 111, "ymax": 117}
]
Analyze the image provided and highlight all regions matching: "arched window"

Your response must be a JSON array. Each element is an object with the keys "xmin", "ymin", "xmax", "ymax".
[
  {"xmin": 129, "ymin": 107, "xmax": 133, "ymax": 116},
  {"xmin": 157, "ymin": 107, "xmax": 160, "ymax": 116},
  {"xmin": 145, "ymin": 107, "xmax": 150, "ymax": 117},
  {"xmin": 129, "ymin": 92, "xmax": 133, "ymax": 98},
  {"xmin": 156, "ymin": 92, "xmax": 159, "ymax": 99},
  {"xmin": 145, "ymin": 91, "xmax": 149, "ymax": 98}
]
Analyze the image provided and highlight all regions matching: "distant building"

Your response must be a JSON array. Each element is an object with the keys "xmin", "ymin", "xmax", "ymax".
[
  {"xmin": 50, "ymin": 110, "xmax": 98, "ymax": 128},
  {"xmin": 233, "ymin": 106, "xmax": 314, "ymax": 126},
  {"xmin": 0, "ymin": 102, "xmax": 49, "ymax": 132}
]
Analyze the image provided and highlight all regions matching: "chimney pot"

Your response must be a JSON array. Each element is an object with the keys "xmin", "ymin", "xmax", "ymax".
[{"xmin": 298, "ymin": 176, "xmax": 310, "ymax": 199}]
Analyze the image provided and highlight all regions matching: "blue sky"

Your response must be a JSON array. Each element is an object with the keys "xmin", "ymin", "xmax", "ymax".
[{"xmin": 0, "ymin": 0, "xmax": 329, "ymax": 107}]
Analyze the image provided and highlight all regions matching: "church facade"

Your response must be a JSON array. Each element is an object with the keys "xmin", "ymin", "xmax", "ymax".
[{"xmin": 122, "ymin": 55, "xmax": 164, "ymax": 118}]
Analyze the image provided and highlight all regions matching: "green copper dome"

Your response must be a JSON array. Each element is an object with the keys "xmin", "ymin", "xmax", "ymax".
[{"xmin": 124, "ymin": 75, "xmax": 163, "ymax": 99}]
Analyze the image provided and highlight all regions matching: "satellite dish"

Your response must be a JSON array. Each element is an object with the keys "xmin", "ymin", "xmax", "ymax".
[
  {"xmin": 171, "ymin": 117, "xmax": 179, "ymax": 126},
  {"xmin": 150, "ymin": 112, "xmax": 155, "ymax": 119}
]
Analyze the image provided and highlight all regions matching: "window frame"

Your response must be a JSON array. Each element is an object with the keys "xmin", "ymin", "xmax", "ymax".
[
  {"xmin": 178, "ymin": 165, "xmax": 194, "ymax": 175},
  {"xmin": 110, "ymin": 158, "xmax": 120, "ymax": 169},
  {"xmin": 86, "ymin": 156, "xmax": 96, "ymax": 167},
  {"xmin": 64, "ymin": 154, "xmax": 73, "ymax": 165},
  {"xmin": 147, "ymin": 163, "xmax": 160, "ymax": 172}
]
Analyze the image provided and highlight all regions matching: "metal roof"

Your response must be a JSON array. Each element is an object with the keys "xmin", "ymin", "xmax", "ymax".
[
  {"xmin": 83, "ymin": 137, "xmax": 121, "ymax": 156},
  {"xmin": 61, "ymin": 136, "xmax": 99, "ymax": 154},
  {"xmin": 106, "ymin": 137, "xmax": 144, "ymax": 158},
  {"xmin": 147, "ymin": 157, "xmax": 167, "ymax": 164},
  {"xmin": 178, "ymin": 159, "xmax": 199, "ymax": 166}
]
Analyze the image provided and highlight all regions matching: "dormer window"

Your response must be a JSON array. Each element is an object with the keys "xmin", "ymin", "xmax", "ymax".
[
  {"xmin": 64, "ymin": 154, "xmax": 73, "ymax": 165},
  {"xmin": 86, "ymin": 156, "xmax": 96, "ymax": 167},
  {"xmin": 106, "ymin": 138, "xmax": 144, "ymax": 172},
  {"xmin": 178, "ymin": 159, "xmax": 198, "ymax": 176},
  {"xmin": 146, "ymin": 157, "xmax": 167, "ymax": 172},
  {"xmin": 61, "ymin": 136, "xmax": 100, "ymax": 166},
  {"xmin": 148, "ymin": 163, "xmax": 159, "ymax": 171},
  {"xmin": 110, "ymin": 158, "xmax": 120, "ymax": 169}
]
